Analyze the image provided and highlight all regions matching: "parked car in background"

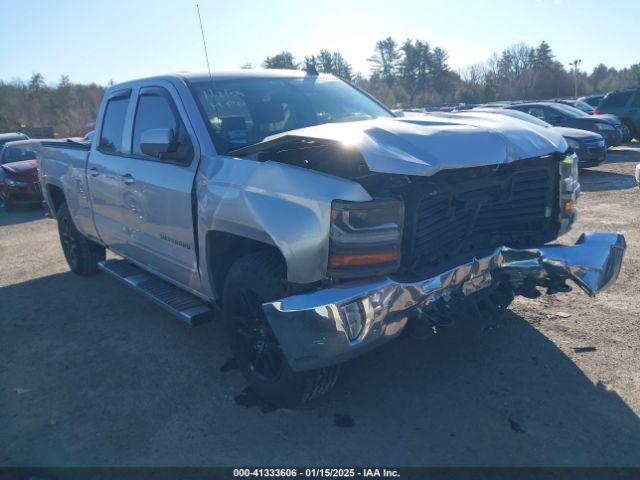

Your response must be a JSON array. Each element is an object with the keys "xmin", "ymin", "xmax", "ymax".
[
  {"xmin": 552, "ymin": 99, "xmax": 632, "ymax": 142},
  {"xmin": 594, "ymin": 88, "xmax": 640, "ymax": 141},
  {"xmin": 507, "ymin": 102, "xmax": 625, "ymax": 147},
  {"xmin": 470, "ymin": 107, "xmax": 607, "ymax": 167},
  {"xmin": 579, "ymin": 94, "xmax": 605, "ymax": 107},
  {"xmin": 0, "ymin": 139, "xmax": 42, "ymax": 209},
  {"xmin": 0, "ymin": 132, "xmax": 29, "ymax": 150},
  {"xmin": 0, "ymin": 139, "xmax": 40, "ymax": 165},
  {"xmin": 552, "ymin": 99, "xmax": 595, "ymax": 114}
]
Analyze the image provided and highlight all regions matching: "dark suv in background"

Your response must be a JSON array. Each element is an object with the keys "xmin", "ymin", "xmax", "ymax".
[
  {"xmin": 579, "ymin": 94, "xmax": 605, "ymax": 107},
  {"xmin": 507, "ymin": 102, "xmax": 626, "ymax": 147},
  {"xmin": 595, "ymin": 88, "xmax": 640, "ymax": 140}
]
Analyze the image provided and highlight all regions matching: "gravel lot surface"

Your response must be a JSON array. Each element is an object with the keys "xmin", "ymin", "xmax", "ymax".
[{"xmin": 1, "ymin": 145, "xmax": 639, "ymax": 467}]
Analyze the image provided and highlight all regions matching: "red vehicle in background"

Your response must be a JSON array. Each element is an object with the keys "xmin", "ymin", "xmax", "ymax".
[{"xmin": 0, "ymin": 139, "xmax": 43, "ymax": 210}]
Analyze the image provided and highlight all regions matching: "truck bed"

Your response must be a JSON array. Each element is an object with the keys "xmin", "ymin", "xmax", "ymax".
[{"xmin": 40, "ymin": 138, "xmax": 91, "ymax": 150}]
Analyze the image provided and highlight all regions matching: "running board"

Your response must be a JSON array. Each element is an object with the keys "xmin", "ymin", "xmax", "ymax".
[{"xmin": 98, "ymin": 259, "xmax": 215, "ymax": 326}]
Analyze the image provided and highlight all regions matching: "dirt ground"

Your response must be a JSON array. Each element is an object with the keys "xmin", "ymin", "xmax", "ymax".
[{"xmin": 1, "ymin": 146, "xmax": 639, "ymax": 467}]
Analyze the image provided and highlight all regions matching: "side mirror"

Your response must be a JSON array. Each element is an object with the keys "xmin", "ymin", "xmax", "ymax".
[{"xmin": 140, "ymin": 128, "xmax": 178, "ymax": 158}]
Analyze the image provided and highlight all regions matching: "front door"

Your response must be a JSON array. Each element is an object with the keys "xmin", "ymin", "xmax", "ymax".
[{"xmin": 119, "ymin": 84, "xmax": 201, "ymax": 289}]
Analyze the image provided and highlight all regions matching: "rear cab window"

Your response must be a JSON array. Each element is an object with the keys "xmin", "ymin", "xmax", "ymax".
[{"xmin": 98, "ymin": 91, "xmax": 131, "ymax": 154}]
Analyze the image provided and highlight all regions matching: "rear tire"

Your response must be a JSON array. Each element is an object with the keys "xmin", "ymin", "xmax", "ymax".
[
  {"xmin": 56, "ymin": 202, "xmax": 105, "ymax": 275},
  {"xmin": 222, "ymin": 250, "xmax": 339, "ymax": 408}
]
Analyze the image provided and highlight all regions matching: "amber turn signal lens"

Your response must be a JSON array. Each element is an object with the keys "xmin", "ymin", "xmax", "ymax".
[
  {"xmin": 564, "ymin": 200, "xmax": 573, "ymax": 213},
  {"xmin": 328, "ymin": 251, "xmax": 398, "ymax": 268}
]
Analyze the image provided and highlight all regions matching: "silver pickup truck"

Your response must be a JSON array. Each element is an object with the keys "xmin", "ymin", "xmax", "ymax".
[{"xmin": 39, "ymin": 70, "xmax": 626, "ymax": 407}]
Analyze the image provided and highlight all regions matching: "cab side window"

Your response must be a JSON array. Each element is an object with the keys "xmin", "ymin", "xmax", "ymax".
[
  {"xmin": 131, "ymin": 89, "xmax": 192, "ymax": 161},
  {"xmin": 99, "ymin": 95, "xmax": 130, "ymax": 154}
]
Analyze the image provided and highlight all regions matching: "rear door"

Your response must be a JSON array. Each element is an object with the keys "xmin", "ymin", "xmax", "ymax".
[
  {"xmin": 120, "ymin": 83, "xmax": 201, "ymax": 289},
  {"xmin": 87, "ymin": 88, "xmax": 134, "ymax": 252}
]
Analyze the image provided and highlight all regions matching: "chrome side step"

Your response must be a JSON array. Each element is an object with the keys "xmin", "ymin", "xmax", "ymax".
[{"xmin": 98, "ymin": 259, "xmax": 215, "ymax": 326}]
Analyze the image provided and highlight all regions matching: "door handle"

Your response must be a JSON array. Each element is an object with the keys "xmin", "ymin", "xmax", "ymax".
[
  {"xmin": 89, "ymin": 166, "xmax": 99, "ymax": 177},
  {"xmin": 121, "ymin": 173, "xmax": 135, "ymax": 185}
]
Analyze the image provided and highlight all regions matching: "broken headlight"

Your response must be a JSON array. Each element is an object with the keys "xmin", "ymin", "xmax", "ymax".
[
  {"xmin": 328, "ymin": 198, "xmax": 404, "ymax": 279},
  {"xmin": 559, "ymin": 153, "xmax": 580, "ymax": 234}
]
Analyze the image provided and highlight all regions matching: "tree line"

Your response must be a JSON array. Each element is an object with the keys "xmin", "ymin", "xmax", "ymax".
[
  {"xmin": 0, "ymin": 74, "xmax": 104, "ymax": 138},
  {"xmin": 1, "ymin": 38, "xmax": 638, "ymax": 137},
  {"xmin": 262, "ymin": 38, "xmax": 640, "ymax": 108}
]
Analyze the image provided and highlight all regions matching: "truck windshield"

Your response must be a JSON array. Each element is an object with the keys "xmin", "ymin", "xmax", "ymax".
[{"xmin": 190, "ymin": 76, "xmax": 393, "ymax": 154}]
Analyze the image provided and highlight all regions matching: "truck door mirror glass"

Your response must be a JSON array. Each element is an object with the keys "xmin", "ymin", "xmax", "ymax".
[{"xmin": 140, "ymin": 128, "xmax": 178, "ymax": 158}]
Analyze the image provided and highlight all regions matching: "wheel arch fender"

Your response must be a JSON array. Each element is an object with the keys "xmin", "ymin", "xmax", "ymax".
[{"xmin": 205, "ymin": 226, "xmax": 288, "ymax": 301}]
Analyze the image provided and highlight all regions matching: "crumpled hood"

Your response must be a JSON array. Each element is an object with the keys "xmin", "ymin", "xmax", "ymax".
[
  {"xmin": 1, "ymin": 159, "xmax": 39, "ymax": 181},
  {"xmin": 240, "ymin": 114, "xmax": 567, "ymax": 177}
]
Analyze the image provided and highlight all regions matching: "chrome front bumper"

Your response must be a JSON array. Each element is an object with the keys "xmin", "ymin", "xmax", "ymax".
[{"xmin": 263, "ymin": 232, "xmax": 626, "ymax": 371}]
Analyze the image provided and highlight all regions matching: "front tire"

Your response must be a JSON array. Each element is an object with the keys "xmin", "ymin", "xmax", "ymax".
[
  {"xmin": 56, "ymin": 202, "xmax": 105, "ymax": 275},
  {"xmin": 222, "ymin": 250, "xmax": 339, "ymax": 408}
]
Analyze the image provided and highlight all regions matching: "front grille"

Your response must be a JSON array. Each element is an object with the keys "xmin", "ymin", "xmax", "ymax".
[{"xmin": 401, "ymin": 156, "xmax": 560, "ymax": 275}]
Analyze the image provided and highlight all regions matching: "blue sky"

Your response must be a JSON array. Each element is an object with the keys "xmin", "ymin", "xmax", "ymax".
[{"xmin": 1, "ymin": 0, "xmax": 638, "ymax": 85}]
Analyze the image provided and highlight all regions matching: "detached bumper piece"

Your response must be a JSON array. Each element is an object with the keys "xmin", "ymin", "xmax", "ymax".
[{"xmin": 263, "ymin": 232, "xmax": 625, "ymax": 371}]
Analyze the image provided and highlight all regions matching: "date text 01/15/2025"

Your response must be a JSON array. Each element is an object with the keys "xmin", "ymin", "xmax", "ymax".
[{"xmin": 233, "ymin": 468, "xmax": 400, "ymax": 478}]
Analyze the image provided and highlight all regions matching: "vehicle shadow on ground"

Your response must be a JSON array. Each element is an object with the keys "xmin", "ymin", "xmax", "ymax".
[
  {"xmin": 2, "ymin": 271, "xmax": 640, "ymax": 466},
  {"xmin": 0, "ymin": 207, "xmax": 45, "ymax": 226},
  {"xmin": 578, "ymin": 168, "xmax": 637, "ymax": 192}
]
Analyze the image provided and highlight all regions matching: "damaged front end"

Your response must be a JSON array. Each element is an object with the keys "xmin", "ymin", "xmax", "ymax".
[
  {"xmin": 240, "ymin": 117, "xmax": 621, "ymax": 371},
  {"xmin": 263, "ymin": 232, "xmax": 625, "ymax": 371}
]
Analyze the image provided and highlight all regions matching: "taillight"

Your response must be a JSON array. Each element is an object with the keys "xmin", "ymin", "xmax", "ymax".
[{"xmin": 594, "ymin": 107, "xmax": 602, "ymax": 115}]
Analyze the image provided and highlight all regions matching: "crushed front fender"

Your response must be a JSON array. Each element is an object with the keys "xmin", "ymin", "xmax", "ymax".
[{"xmin": 263, "ymin": 232, "xmax": 626, "ymax": 371}]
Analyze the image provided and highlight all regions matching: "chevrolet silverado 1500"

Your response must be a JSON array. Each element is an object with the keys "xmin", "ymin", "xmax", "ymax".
[{"xmin": 39, "ymin": 70, "xmax": 626, "ymax": 407}]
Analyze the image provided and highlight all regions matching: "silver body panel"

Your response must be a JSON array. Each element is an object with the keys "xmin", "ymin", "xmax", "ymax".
[{"xmin": 38, "ymin": 71, "xmax": 626, "ymax": 370}]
